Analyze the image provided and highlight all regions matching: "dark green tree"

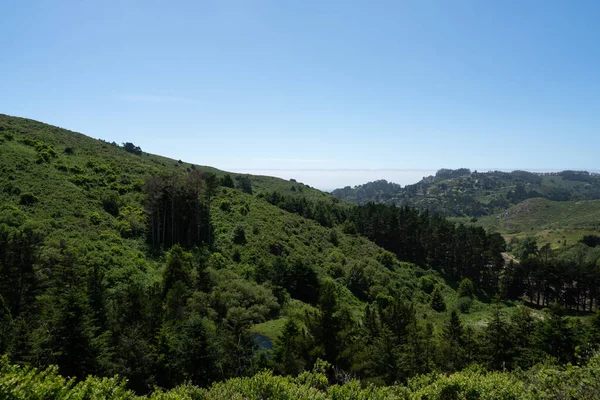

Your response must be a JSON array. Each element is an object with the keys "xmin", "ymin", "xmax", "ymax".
[
  {"xmin": 431, "ymin": 286, "xmax": 446, "ymax": 312},
  {"xmin": 440, "ymin": 310, "xmax": 465, "ymax": 371},
  {"xmin": 273, "ymin": 319, "xmax": 306, "ymax": 375},
  {"xmin": 0, "ymin": 294, "xmax": 13, "ymax": 354},
  {"xmin": 482, "ymin": 296, "xmax": 512, "ymax": 370}
]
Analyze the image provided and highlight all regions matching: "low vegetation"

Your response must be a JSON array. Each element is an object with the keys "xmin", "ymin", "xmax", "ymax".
[{"xmin": 1, "ymin": 115, "xmax": 600, "ymax": 398}]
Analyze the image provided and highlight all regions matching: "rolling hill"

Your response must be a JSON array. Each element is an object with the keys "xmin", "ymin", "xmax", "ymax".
[
  {"xmin": 1, "ymin": 114, "xmax": 599, "ymax": 397},
  {"xmin": 332, "ymin": 168, "xmax": 600, "ymax": 218}
]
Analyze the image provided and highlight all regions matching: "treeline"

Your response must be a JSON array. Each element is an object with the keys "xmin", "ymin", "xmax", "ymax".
[{"xmin": 350, "ymin": 204, "xmax": 506, "ymax": 291}]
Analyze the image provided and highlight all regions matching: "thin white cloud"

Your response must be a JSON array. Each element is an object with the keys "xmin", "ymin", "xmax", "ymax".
[{"xmin": 118, "ymin": 94, "xmax": 196, "ymax": 104}]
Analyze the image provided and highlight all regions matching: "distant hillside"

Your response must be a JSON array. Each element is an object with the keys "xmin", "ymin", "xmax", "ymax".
[
  {"xmin": 332, "ymin": 168, "xmax": 600, "ymax": 217},
  {"xmin": 471, "ymin": 197, "xmax": 600, "ymax": 248}
]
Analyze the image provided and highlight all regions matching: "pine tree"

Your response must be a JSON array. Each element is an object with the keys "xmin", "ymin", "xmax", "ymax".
[
  {"xmin": 431, "ymin": 286, "xmax": 446, "ymax": 312},
  {"xmin": 0, "ymin": 294, "xmax": 13, "ymax": 354},
  {"xmin": 482, "ymin": 296, "xmax": 511, "ymax": 370},
  {"xmin": 273, "ymin": 319, "xmax": 306, "ymax": 375},
  {"xmin": 441, "ymin": 310, "xmax": 465, "ymax": 371}
]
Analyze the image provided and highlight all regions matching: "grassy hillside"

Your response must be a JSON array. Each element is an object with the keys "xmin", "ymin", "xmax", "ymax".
[
  {"xmin": 0, "ymin": 114, "xmax": 501, "ymax": 390},
  {"xmin": 2, "ymin": 114, "xmax": 599, "ymax": 394},
  {"xmin": 470, "ymin": 198, "xmax": 600, "ymax": 248}
]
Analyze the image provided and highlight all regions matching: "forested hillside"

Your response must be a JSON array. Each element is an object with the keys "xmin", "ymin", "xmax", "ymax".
[
  {"xmin": 1, "ymin": 115, "xmax": 600, "ymax": 398},
  {"xmin": 333, "ymin": 168, "xmax": 600, "ymax": 217}
]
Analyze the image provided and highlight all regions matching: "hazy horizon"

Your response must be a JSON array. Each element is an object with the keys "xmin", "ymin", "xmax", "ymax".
[
  {"xmin": 2, "ymin": 1, "xmax": 599, "ymax": 186},
  {"xmin": 211, "ymin": 167, "xmax": 600, "ymax": 192}
]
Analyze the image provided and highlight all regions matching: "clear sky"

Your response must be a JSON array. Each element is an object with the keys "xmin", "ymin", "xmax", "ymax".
[{"xmin": 1, "ymin": 1, "xmax": 599, "ymax": 190}]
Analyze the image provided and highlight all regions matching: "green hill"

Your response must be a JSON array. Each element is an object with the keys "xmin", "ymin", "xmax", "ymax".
[
  {"xmin": 332, "ymin": 168, "xmax": 600, "ymax": 217},
  {"xmin": 471, "ymin": 197, "xmax": 600, "ymax": 248},
  {"xmin": 1, "ymin": 114, "xmax": 599, "ymax": 395},
  {"xmin": 0, "ymin": 114, "xmax": 472, "ymax": 389}
]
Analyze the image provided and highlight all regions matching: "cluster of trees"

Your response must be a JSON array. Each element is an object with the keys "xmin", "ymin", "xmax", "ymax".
[
  {"xmin": 0, "ymin": 225, "xmax": 277, "ymax": 392},
  {"xmin": 502, "ymin": 238, "xmax": 600, "ymax": 311},
  {"xmin": 331, "ymin": 180, "xmax": 402, "ymax": 205},
  {"xmin": 349, "ymin": 204, "xmax": 506, "ymax": 292},
  {"xmin": 144, "ymin": 171, "xmax": 216, "ymax": 248},
  {"xmin": 272, "ymin": 293, "xmax": 600, "ymax": 385},
  {"xmin": 122, "ymin": 142, "xmax": 142, "ymax": 155}
]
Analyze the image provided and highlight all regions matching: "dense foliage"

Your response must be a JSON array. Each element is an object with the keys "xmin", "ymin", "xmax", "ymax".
[
  {"xmin": 332, "ymin": 169, "xmax": 600, "ymax": 217},
  {"xmin": 2, "ymin": 353, "xmax": 600, "ymax": 399},
  {"xmin": 1, "ymin": 115, "xmax": 600, "ymax": 397}
]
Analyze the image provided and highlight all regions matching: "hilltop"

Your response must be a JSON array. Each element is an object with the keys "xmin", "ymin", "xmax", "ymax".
[{"xmin": 332, "ymin": 168, "xmax": 600, "ymax": 217}]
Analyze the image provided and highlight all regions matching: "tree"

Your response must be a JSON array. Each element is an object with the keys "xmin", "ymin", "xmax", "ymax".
[
  {"xmin": 220, "ymin": 174, "xmax": 235, "ymax": 188},
  {"xmin": 172, "ymin": 316, "xmax": 218, "ymax": 386},
  {"xmin": 0, "ymin": 294, "xmax": 13, "ymax": 354},
  {"xmin": 457, "ymin": 278, "xmax": 475, "ymax": 299},
  {"xmin": 273, "ymin": 319, "xmax": 306, "ymax": 375},
  {"xmin": 537, "ymin": 303, "xmax": 576, "ymax": 363},
  {"xmin": 482, "ymin": 296, "xmax": 512, "ymax": 370},
  {"xmin": 232, "ymin": 226, "xmax": 246, "ymax": 245},
  {"xmin": 431, "ymin": 286, "xmax": 446, "ymax": 312},
  {"xmin": 122, "ymin": 142, "xmax": 142, "ymax": 155},
  {"xmin": 163, "ymin": 244, "xmax": 193, "ymax": 297},
  {"xmin": 237, "ymin": 176, "xmax": 253, "ymax": 195},
  {"xmin": 440, "ymin": 310, "xmax": 465, "ymax": 371}
]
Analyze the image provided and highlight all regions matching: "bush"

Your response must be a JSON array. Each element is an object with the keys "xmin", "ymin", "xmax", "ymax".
[
  {"xmin": 458, "ymin": 278, "xmax": 475, "ymax": 298},
  {"xmin": 19, "ymin": 192, "xmax": 39, "ymax": 206},
  {"xmin": 89, "ymin": 212, "xmax": 102, "ymax": 225},
  {"xmin": 341, "ymin": 220, "xmax": 357, "ymax": 235},
  {"xmin": 219, "ymin": 200, "xmax": 231, "ymax": 212},
  {"xmin": 102, "ymin": 193, "xmax": 120, "ymax": 217},
  {"xmin": 233, "ymin": 226, "xmax": 247, "ymax": 245},
  {"xmin": 419, "ymin": 275, "xmax": 436, "ymax": 294},
  {"xmin": 458, "ymin": 297, "xmax": 473, "ymax": 313},
  {"xmin": 238, "ymin": 204, "xmax": 250, "ymax": 216}
]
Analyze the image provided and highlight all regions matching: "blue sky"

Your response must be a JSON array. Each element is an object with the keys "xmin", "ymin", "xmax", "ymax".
[{"xmin": 1, "ymin": 1, "xmax": 599, "ymax": 190}]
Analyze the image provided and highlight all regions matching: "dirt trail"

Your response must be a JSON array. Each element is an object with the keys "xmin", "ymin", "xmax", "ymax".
[{"xmin": 502, "ymin": 252, "xmax": 520, "ymax": 264}]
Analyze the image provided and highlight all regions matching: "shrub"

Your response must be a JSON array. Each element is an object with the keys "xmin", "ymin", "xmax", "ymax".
[
  {"xmin": 19, "ymin": 192, "xmax": 39, "ymax": 206},
  {"xmin": 458, "ymin": 297, "xmax": 473, "ymax": 313},
  {"xmin": 89, "ymin": 212, "xmax": 102, "ymax": 225},
  {"xmin": 219, "ymin": 200, "xmax": 231, "ymax": 212},
  {"xmin": 419, "ymin": 275, "xmax": 436, "ymax": 294},
  {"xmin": 238, "ymin": 204, "xmax": 250, "ymax": 216},
  {"xmin": 233, "ymin": 226, "xmax": 247, "ymax": 245},
  {"xmin": 458, "ymin": 278, "xmax": 475, "ymax": 298}
]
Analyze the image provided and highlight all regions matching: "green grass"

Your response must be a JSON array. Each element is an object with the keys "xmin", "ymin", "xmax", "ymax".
[{"xmin": 474, "ymin": 197, "xmax": 600, "ymax": 248}]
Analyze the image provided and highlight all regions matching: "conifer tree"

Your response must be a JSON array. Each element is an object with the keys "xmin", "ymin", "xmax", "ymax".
[{"xmin": 431, "ymin": 286, "xmax": 446, "ymax": 312}]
